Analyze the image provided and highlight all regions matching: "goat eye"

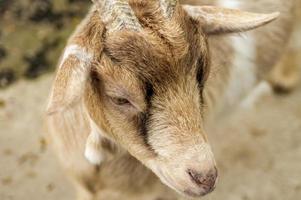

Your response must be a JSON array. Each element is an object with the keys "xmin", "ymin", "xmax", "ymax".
[{"xmin": 111, "ymin": 97, "xmax": 131, "ymax": 106}]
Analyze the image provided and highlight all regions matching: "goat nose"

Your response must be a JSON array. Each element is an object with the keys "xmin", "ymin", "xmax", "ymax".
[{"xmin": 187, "ymin": 167, "xmax": 217, "ymax": 194}]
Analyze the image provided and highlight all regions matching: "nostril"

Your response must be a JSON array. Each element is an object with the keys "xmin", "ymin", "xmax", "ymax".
[
  {"xmin": 187, "ymin": 168, "xmax": 218, "ymax": 188},
  {"xmin": 187, "ymin": 169, "xmax": 204, "ymax": 186}
]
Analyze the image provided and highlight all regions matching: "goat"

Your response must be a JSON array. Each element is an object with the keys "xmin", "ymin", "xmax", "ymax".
[{"xmin": 46, "ymin": 0, "xmax": 299, "ymax": 199}]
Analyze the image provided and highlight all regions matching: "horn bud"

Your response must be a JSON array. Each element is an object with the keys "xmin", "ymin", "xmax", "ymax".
[
  {"xmin": 160, "ymin": 0, "xmax": 179, "ymax": 18},
  {"xmin": 92, "ymin": 0, "xmax": 142, "ymax": 32}
]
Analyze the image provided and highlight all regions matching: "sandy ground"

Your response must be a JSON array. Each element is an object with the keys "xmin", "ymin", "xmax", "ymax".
[
  {"xmin": 0, "ymin": 75, "xmax": 74, "ymax": 200},
  {"xmin": 0, "ymin": 70, "xmax": 301, "ymax": 200}
]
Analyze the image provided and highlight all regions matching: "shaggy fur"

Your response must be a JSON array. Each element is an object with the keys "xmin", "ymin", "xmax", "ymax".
[{"xmin": 46, "ymin": 0, "xmax": 299, "ymax": 199}]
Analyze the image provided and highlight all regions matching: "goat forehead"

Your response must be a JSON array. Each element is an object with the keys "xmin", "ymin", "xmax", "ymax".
[
  {"xmin": 104, "ymin": 32, "xmax": 202, "ymax": 78},
  {"xmin": 105, "ymin": 31, "xmax": 186, "ymax": 59},
  {"xmin": 103, "ymin": 0, "xmax": 208, "ymax": 68}
]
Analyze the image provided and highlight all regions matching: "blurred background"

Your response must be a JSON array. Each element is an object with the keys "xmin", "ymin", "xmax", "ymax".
[{"xmin": 0, "ymin": 0, "xmax": 300, "ymax": 200}]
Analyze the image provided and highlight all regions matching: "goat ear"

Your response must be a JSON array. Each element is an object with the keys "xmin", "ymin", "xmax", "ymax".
[
  {"xmin": 183, "ymin": 5, "xmax": 280, "ymax": 35},
  {"xmin": 47, "ymin": 45, "xmax": 93, "ymax": 115}
]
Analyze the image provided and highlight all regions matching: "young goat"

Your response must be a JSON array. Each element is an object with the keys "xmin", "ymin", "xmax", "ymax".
[{"xmin": 46, "ymin": 0, "xmax": 299, "ymax": 199}]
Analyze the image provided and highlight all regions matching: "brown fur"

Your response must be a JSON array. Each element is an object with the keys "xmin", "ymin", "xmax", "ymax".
[{"xmin": 46, "ymin": 1, "xmax": 298, "ymax": 199}]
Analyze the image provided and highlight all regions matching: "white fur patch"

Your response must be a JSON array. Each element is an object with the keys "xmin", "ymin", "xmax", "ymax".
[
  {"xmin": 84, "ymin": 118, "xmax": 106, "ymax": 165},
  {"xmin": 217, "ymin": 0, "xmax": 242, "ymax": 9},
  {"xmin": 226, "ymin": 33, "xmax": 256, "ymax": 105},
  {"xmin": 240, "ymin": 81, "xmax": 273, "ymax": 109},
  {"xmin": 47, "ymin": 45, "xmax": 93, "ymax": 113},
  {"xmin": 62, "ymin": 45, "xmax": 93, "ymax": 89},
  {"xmin": 217, "ymin": 0, "xmax": 258, "ymax": 107},
  {"xmin": 85, "ymin": 136, "xmax": 104, "ymax": 165},
  {"xmin": 224, "ymin": 33, "xmax": 257, "ymax": 106},
  {"xmin": 214, "ymin": 0, "xmax": 276, "ymax": 114},
  {"xmin": 61, "ymin": 44, "xmax": 93, "ymax": 66}
]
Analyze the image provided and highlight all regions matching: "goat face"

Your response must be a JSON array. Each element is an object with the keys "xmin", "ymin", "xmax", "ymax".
[
  {"xmin": 86, "ymin": 20, "xmax": 215, "ymax": 196},
  {"xmin": 48, "ymin": 0, "xmax": 279, "ymax": 197}
]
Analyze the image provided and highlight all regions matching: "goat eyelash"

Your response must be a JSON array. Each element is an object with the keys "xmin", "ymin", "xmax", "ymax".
[{"xmin": 110, "ymin": 96, "xmax": 131, "ymax": 106}]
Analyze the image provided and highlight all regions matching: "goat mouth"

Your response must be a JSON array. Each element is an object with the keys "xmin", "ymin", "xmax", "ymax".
[
  {"xmin": 184, "ymin": 189, "xmax": 203, "ymax": 197},
  {"xmin": 147, "ymin": 160, "xmax": 217, "ymax": 198},
  {"xmin": 156, "ymin": 170, "xmax": 215, "ymax": 198},
  {"xmin": 183, "ymin": 186, "xmax": 216, "ymax": 198}
]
